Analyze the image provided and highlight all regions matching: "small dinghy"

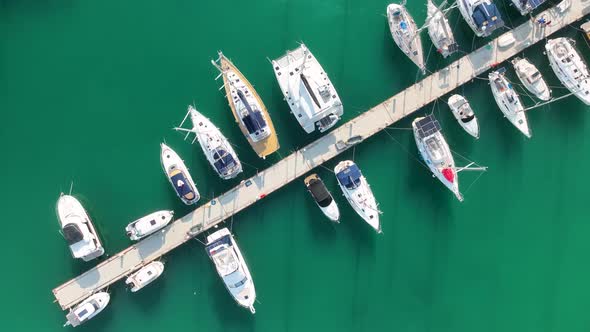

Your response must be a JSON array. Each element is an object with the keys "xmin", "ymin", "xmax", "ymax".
[
  {"xmin": 334, "ymin": 160, "xmax": 381, "ymax": 233},
  {"xmin": 175, "ymin": 106, "xmax": 243, "ymax": 180},
  {"xmin": 427, "ymin": 0, "xmax": 459, "ymax": 58},
  {"xmin": 447, "ymin": 94, "xmax": 480, "ymax": 138},
  {"xmin": 304, "ymin": 173, "xmax": 340, "ymax": 222},
  {"xmin": 64, "ymin": 292, "xmax": 110, "ymax": 327},
  {"xmin": 125, "ymin": 210, "xmax": 174, "ymax": 241},
  {"xmin": 160, "ymin": 143, "xmax": 200, "ymax": 205},
  {"xmin": 126, "ymin": 261, "xmax": 165, "ymax": 292},
  {"xmin": 545, "ymin": 38, "xmax": 590, "ymax": 105},
  {"xmin": 511, "ymin": 57, "xmax": 551, "ymax": 101},
  {"xmin": 206, "ymin": 228, "xmax": 256, "ymax": 313},
  {"xmin": 387, "ymin": 2, "xmax": 426, "ymax": 73},
  {"xmin": 57, "ymin": 194, "xmax": 104, "ymax": 262},
  {"xmin": 489, "ymin": 69, "xmax": 531, "ymax": 138}
]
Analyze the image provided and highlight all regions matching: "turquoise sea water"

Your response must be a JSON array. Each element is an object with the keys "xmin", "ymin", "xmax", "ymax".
[{"xmin": 1, "ymin": 0, "xmax": 590, "ymax": 331}]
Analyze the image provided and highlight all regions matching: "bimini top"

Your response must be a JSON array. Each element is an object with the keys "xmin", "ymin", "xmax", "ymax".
[
  {"xmin": 170, "ymin": 170, "xmax": 195, "ymax": 199},
  {"xmin": 238, "ymin": 90, "xmax": 267, "ymax": 138},
  {"xmin": 415, "ymin": 114, "xmax": 442, "ymax": 139},
  {"xmin": 63, "ymin": 223, "xmax": 84, "ymax": 245},
  {"xmin": 473, "ymin": 2, "xmax": 503, "ymax": 31},
  {"xmin": 526, "ymin": 0, "xmax": 546, "ymax": 9},
  {"xmin": 307, "ymin": 178, "xmax": 332, "ymax": 207},
  {"xmin": 336, "ymin": 164, "xmax": 362, "ymax": 190},
  {"xmin": 213, "ymin": 148, "xmax": 238, "ymax": 176}
]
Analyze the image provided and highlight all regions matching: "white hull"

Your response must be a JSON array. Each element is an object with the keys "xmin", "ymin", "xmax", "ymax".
[
  {"xmin": 160, "ymin": 143, "xmax": 200, "ymax": 205},
  {"xmin": 426, "ymin": 0, "xmax": 458, "ymax": 58},
  {"xmin": 125, "ymin": 210, "xmax": 174, "ymax": 241},
  {"xmin": 319, "ymin": 201, "xmax": 340, "ymax": 222},
  {"xmin": 57, "ymin": 194, "xmax": 104, "ymax": 262},
  {"xmin": 334, "ymin": 160, "xmax": 381, "ymax": 232},
  {"xmin": 511, "ymin": 57, "xmax": 551, "ymax": 101},
  {"xmin": 448, "ymin": 94, "xmax": 480, "ymax": 139},
  {"xmin": 387, "ymin": 3, "xmax": 426, "ymax": 72},
  {"xmin": 126, "ymin": 261, "xmax": 164, "ymax": 292},
  {"xmin": 545, "ymin": 38, "xmax": 590, "ymax": 105},
  {"xmin": 187, "ymin": 106, "xmax": 242, "ymax": 179},
  {"xmin": 65, "ymin": 292, "xmax": 110, "ymax": 327},
  {"xmin": 489, "ymin": 70, "xmax": 531, "ymax": 138},
  {"xmin": 272, "ymin": 44, "xmax": 343, "ymax": 133}
]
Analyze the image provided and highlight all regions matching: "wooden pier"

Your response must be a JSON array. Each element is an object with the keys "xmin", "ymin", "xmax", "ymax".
[{"xmin": 53, "ymin": 1, "xmax": 590, "ymax": 311}]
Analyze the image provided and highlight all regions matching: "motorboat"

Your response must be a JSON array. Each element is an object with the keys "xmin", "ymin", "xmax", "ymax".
[
  {"xmin": 125, "ymin": 210, "xmax": 174, "ymax": 241},
  {"xmin": 175, "ymin": 106, "xmax": 243, "ymax": 179},
  {"xmin": 457, "ymin": 0, "xmax": 504, "ymax": 37},
  {"xmin": 205, "ymin": 228, "xmax": 256, "ymax": 313},
  {"xmin": 447, "ymin": 94, "xmax": 480, "ymax": 138},
  {"xmin": 412, "ymin": 115, "xmax": 462, "ymax": 201},
  {"xmin": 426, "ymin": 0, "xmax": 459, "ymax": 58},
  {"xmin": 212, "ymin": 52, "xmax": 279, "ymax": 159},
  {"xmin": 510, "ymin": 0, "xmax": 547, "ymax": 15},
  {"xmin": 489, "ymin": 69, "xmax": 531, "ymax": 137},
  {"xmin": 64, "ymin": 292, "xmax": 110, "ymax": 327},
  {"xmin": 304, "ymin": 173, "xmax": 340, "ymax": 222},
  {"xmin": 160, "ymin": 143, "xmax": 200, "ymax": 205},
  {"xmin": 125, "ymin": 261, "xmax": 165, "ymax": 292},
  {"xmin": 545, "ymin": 38, "xmax": 590, "ymax": 105},
  {"xmin": 387, "ymin": 2, "xmax": 426, "ymax": 72},
  {"xmin": 334, "ymin": 160, "xmax": 381, "ymax": 233},
  {"xmin": 272, "ymin": 44, "xmax": 344, "ymax": 134},
  {"xmin": 57, "ymin": 194, "xmax": 104, "ymax": 262},
  {"xmin": 511, "ymin": 57, "xmax": 551, "ymax": 101}
]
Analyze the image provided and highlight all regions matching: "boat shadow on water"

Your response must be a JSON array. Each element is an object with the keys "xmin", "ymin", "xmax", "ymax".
[{"xmin": 208, "ymin": 278, "xmax": 255, "ymax": 331}]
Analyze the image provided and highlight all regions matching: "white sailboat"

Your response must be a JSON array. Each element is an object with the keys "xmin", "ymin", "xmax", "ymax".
[
  {"xmin": 545, "ymin": 38, "xmax": 590, "ymax": 105},
  {"xmin": 205, "ymin": 228, "xmax": 256, "ymax": 313},
  {"xmin": 175, "ymin": 106, "xmax": 243, "ymax": 180},
  {"xmin": 426, "ymin": 0, "xmax": 459, "ymax": 58},
  {"xmin": 272, "ymin": 44, "xmax": 344, "ymax": 134},
  {"xmin": 447, "ymin": 94, "xmax": 480, "ymax": 138},
  {"xmin": 304, "ymin": 173, "xmax": 340, "ymax": 222},
  {"xmin": 510, "ymin": 0, "xmax": 547, "ymax": 15},
  {"xmin": 511, "ymin": 57, "xmax": 551, "ymax": 101},
  {"xmin": 457, "ymin": 0, "xmax": 504, "ymax": 37},
  {"xmin": 160, "ymin": 143, "xmax": 200, "ymax": 205},
  {"xmin": 489, "ymin": 69, "xmax": 531, "ymax": 138},
  {"xmin": 57, "ymin": 194, "xmax": 104, "ymax": 262},
  {"xmin": 334, "ymin": 160, "xmax": 381, "ymax": 233},
  {"xmin": 125, "ymin": 210, "xmax": 174, "ymax": 241},
  {"xmin": 64, "ymin": 292, "xmax": 110, "ymax": 327},
  {"xmin": 412, "ymin": 115, "xmax": 463, "ymax": 201},
  {"xmin": 125, "ymin": 261, "xmax": 165, "ymax": 292},
  {"xmin": 387, "ymin": 2, "xmax": 426, "ymax": 72}
]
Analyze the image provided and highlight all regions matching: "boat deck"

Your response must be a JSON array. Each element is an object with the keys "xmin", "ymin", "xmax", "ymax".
[
  {"xmin": 219, "ymin": 55, "xmax": 280, "ymax": 159},
  {"xmin": 52, "ymin": 1, "xmax": 590, "ymax": 311}
]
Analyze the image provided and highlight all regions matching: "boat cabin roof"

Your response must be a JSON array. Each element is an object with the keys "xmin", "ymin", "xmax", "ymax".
[
  {"xmin": 525, "ymin": 0, "xmax": 546, "ymax": 9},
  {"xmin": 169, "ymin": 169, "xmax": 195, "ymax": 200},
  {"xmin": 63, "ymin": 223, "xmax": 84, "ymax": 245},
  {"xmin": 337, "ymin": 164, "xmax": 362, "ymax": 190},
  {"xmin": 415, "ymin": 114, "xmax": 441, "ymax": 139},
  {"xmin": 206, "ymin": 235, "xmax": 239, "ymax": 276},
  {"xmin": 473, "ymin": 3, "xmax": 503, "ymax": 30},
  {"xmin": 307, "ymin": 178, "xmax": 333, "ymax": 207},
  {"xmin": 213, "ymin": 148, "xmax": 237, "ymax": 174}
]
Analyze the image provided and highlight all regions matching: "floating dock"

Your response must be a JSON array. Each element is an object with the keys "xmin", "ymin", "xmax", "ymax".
[{"xmin": 53, "ymin": 1, "xmax": 590, "ymax": 311}]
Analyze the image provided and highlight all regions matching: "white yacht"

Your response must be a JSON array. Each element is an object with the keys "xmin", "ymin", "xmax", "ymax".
[
  {"xmin": 304, "ymin": 173, "xmax": 340, "ymax": 222},
  {"xmin": 511, "ymin": 57, "xmax": 551, "ymax": 101},
  {"xmin": 510, "ymin": 0, "xmax": 547, "ymax": 15},
  {"xmin": 160, "ymin": 143, "xmax": 200, "ymax": 205},
  {"xmin": 447, "ymin": 94, "xmax": 480, "ymax": 138},
  {"xmin": 427, "ymin": 0, "xmax": 459, "ymax": 58},
  {"xmin": 272, "ymin": 44, "xmax": 343, "ymax": 133},
  {"xmin": 57, "ymin": 194, "xmax": 104, "ymax": 262},
  {"xmin": 175, "ymin": 106, "xmax": 242, "ymax": 180},
  {"xmin": 412, "ymin": 115, "xmax": 462, "ymax": 201},
  {"xmin": 64, "ymin": 292, "xmax": 110, "ymax": 327},
  {"xmin": 334, "ymin": 160, "xmax": 381, "ymax": 233},
  {"xmin": 457, "ymin": 0, "xmax": 504, "ymax": 37},
  {"xmin": 489, "ymin": 69, "xmax": 531, "ymax": 138},
  {"xmin": 125, "ymin": 261, "xmax": 165, "ymax": 292},
  {"xmin": 125, "ymin": 210, "xmax": 174, "ymax": 241},
  {"xmin": 206, "ymin": 228, "xmax": 256, "ymax": 313},
  {"xmin": 387, "ymin": 3, "xmax": 426, "ymax": 73},
  {"xmin": 545, "ymin": 38, "xmax": 590, "ymax": 105}
]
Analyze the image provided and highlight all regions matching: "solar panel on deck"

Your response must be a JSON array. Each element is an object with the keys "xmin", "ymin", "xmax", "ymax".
[{"xmin": 416, "ymin": 114, "xmax": 441, "ymax": 138}]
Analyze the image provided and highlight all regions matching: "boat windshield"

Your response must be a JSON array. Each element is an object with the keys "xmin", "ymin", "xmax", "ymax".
[
  {"xmin": 169, "ymin": 169, "xmax": 195, "ymax": 200},
  {"xmin": 229, "ymin": 276, "xmax": 248, "ymax": 288},
  {"xmin": 307, "ymin": 178, "xmax": 333, "ymax": 207},
  {"xmin": 337, "ymin": 164, "xmax": 362, "ymax": 190},
  {"xmin": 527, "ymin": 71, "xmax": 541, "ymax": 84},
  {"xmin": 63, "ymin": 223, "xmax": 84, "ymax": 245},
  {"xmin": 213, "ymin": 148, "xmax": 237, "ymax": 175}
]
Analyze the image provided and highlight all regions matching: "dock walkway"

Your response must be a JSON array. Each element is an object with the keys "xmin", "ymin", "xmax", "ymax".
[{"xmin": 53, "ymin": 1, "xmax": 590, "ymax": 310}]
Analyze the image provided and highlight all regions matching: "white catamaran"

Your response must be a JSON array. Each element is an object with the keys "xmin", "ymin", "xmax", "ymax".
[
  {"xmin": 57, "ymin": 194, "xmax": 104, "ymax": 262},
  {"xmin": 387, "ymin": 2, "xmax": 425, "ymax": 73},
  {"xmin": 489, "ymin": 68, "xmax": 531, "ymax": 138},
  {"xmin": 545, "ymin": 38, "xmax": 590, "ymax": 105},
  {"xmin": 426, "ymin": 0, "xmax": 459, "ymax": 58},
  {"xmin": 272, "ymin": 44, "xmax": 344, "ymax": 134},
  {"xmin": 175, "ymin": 106, "xmax": 243, "ymax": 180}
]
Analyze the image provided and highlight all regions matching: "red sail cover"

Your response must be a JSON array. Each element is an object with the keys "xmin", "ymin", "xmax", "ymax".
[{"xmin": 442, "ymin": 168, "xmax": 454, "ymax": 183}]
